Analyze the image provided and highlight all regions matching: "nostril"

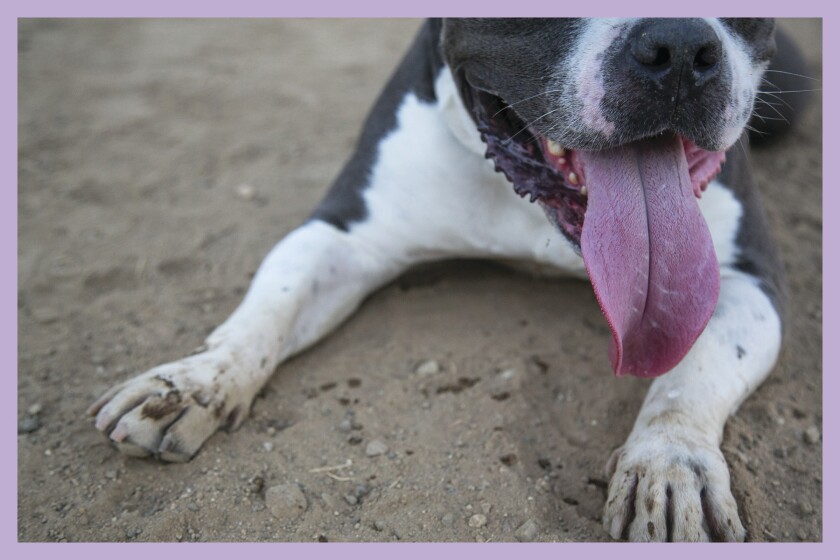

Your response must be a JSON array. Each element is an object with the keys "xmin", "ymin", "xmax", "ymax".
[
  {"xmin": 693, "ymin": 46, "xmax": 718, "ymax": 72},
  {"xmin": 631, "ymin": 38, "xmax": 673, "ymax": 72},
  {"xmin": 651, "ymin": 47, "xmax": 671, "ymax": 68}
]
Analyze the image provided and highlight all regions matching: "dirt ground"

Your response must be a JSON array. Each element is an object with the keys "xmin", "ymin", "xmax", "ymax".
[{"xmin": 17, "ymin": 19, "xmax": 822, "ymax": 542}]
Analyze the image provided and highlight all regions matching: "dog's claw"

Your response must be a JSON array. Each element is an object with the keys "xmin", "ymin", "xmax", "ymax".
[{"xmin": 603, "ymin": 438, "xmax": 745, "ymax": 542}]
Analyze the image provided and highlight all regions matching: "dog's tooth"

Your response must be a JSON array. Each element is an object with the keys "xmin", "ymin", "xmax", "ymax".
[
  {"xmin": 557, "ymin": 157, "xmax": 567, "ymax": 166},
  {"xmin": 568, "ymin": 172, "xmax": 579, "ymax": 185},
  {"xmin": 547, "ymin": 139, "xmax": 565, "ymax": 156},
  {"xmin": 580, "ymin": 185, "xmax": 588, "ymax": 197}
]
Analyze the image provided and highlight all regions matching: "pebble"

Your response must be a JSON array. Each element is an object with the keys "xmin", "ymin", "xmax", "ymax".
[
  {"xmin": 799, "ymin": 501, "xmax": 814, "ymax": 515},
  {"xmin": 234, "ymin": 184, "xmax": 257, "ymax": 201},
  {"xmin": 338, "ymin": 419, "xmax": 353, "ymax": 433},
  {"xmin": 373, "ymin": 520, "xmax": 386, "ymax": 532},
  {"xmin": 265, "ymin": 484, "xmax": 308, "ymax": 520},
  {"xmin": 803, "ymin": 426, "xmax": 820, "ymax": 444},
  {"xmin": 415, "ymin": 360, "xmax": 440, "ymax": 376},
  {"xmin": 441, "ymin": 513, "xmax": 455, "ymax": 527},
  {"xmin": 515, "ymin": 519, "xmax": 538, "ymax": 542},
  {"xmin": 797, "ymin": 529, "xmax": 809, "ymax": 541},
  {"xmin": 32, "ymin": 307, "xmax": 60, "ymax": 324},
  {"xmin": 354, "ymin": 484, "xmax": 370, "ymax": 499},
  {"xmin": 343, "ymin": 494, "xmax": 358, "ymax": 506},
  {"xmin": 105, "ymin": 469, "xmax": 118, "ymax": 479},
  {"xmin": 366, "ymin": 440, "xmax": 388, "ymax": 457},
  {"xmin": 28, "ymin": 403, "xmax": 43, "ymax": 416},
  {"xmin": 262, "ymin": 442, "xmax": 274, "ymax": 452},
  {"xmin": 186, "ymin": 502, "xmax": 199, "ymax": 512},
  {"xmin": 468, "ymin": 514, "xmax": 487, "ymax": 528},
  {"xmin": 18, "ymin": 416, "xmax": 41, "ymax": 434}
]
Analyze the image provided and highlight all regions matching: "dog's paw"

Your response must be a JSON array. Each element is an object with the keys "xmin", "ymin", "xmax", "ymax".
[
  {"xmin": 602, "ymin": 434, "xmax": 746, "ymax": 542},
  {"xmin": 87, "ymin": 353, "xmax": 250, "ymax": 462}
]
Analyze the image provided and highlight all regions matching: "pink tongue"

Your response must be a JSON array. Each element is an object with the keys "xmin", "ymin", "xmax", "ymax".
[{"xmin": 579, "ymin": 133, "xmax": 719, "ymax": 377}]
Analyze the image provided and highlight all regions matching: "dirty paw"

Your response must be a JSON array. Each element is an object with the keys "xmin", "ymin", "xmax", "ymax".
[
  {"xmin": 87, "ymin": 354, "xmax": 250, "ymax": 462},
  {"xmin": 603, "ymin": 438, "xmax": 746, "ymax": 542}
]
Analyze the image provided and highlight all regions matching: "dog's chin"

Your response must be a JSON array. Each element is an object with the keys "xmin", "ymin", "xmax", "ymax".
[{"xmin": 464, "ymin": 86, "xmax": 728, "ymax": 249}]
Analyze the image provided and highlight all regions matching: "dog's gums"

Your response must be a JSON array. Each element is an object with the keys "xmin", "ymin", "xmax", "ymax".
[{"xmin": 466, "ymin": 84, "xmax": 726, "ymax": 377}]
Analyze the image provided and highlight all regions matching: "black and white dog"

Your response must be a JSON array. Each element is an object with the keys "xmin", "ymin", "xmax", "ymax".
[{"xmin": 89, "ymin": 19, "xmax": 807, "ymax": 541}]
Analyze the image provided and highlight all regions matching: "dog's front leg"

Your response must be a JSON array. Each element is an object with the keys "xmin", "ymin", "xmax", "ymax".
[
  {"xmin": 603, "ymin": 270, "xmax": 782, "ymax": 541},
  {"xmin": 88, "ymin": 220, "xmax": 404, "ymax": 461}
]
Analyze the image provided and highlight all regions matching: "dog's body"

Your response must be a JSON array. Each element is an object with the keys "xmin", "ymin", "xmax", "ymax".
[{"xmin": 89, "ymin": 19, "xmax": 806, "ymax": 541}]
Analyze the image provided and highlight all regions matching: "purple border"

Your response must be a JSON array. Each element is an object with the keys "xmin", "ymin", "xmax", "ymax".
[{"xmin": 8, "ymin": 1, "xmax": 832, "ymax": 559}]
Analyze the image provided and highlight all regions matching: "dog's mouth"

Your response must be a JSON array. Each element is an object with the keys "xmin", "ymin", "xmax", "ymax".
[{"xmin": 466, "ymin": 85, "xmax": 727, "ymax": 377}]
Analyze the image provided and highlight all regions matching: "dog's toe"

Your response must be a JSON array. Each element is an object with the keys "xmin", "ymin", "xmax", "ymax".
[
  {"xmin": 603, "ymin": 439, "xmax": 746, "ymax": 542},
  {"xmin": 90, "ymin": 355, "xmax": 250, "ymax": 462}
]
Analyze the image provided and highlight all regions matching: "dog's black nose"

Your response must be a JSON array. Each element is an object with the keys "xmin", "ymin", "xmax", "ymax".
[{"xmin": 628, "ymin": 19, "xmax": 722, "ymax": 98}]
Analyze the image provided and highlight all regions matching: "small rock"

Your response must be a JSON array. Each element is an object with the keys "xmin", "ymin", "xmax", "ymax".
[
  {"xmin": 27, "ymin": 403, "xmax": 43, "ymax": 416},
  {"xmin": 497, "ymin": 368, "xmax": 516, "ymax": 380},
  {"xmin": 262, "ymin": 442, "xmax": 274, "ymax": 452},
  {"xmin": 32, "ymin": 307, "xmax": 60, "ymax": 324},
  {"xmin": 373, "ymin": 519, "xmax": 386, "ymax": 532},
  {"xmin": 18, "ymin": 416, "xmax": 41, "ymax": 434},
  {"xmin": 186, "ymin": 502, "xmax": 199, "ymax": 512},
  {"xmin": 265, "ymin": 483, "xmax": 307, "ymax": 520},
  {"xmin": 416, "ymin": 360, "xmax": 440, "ymax": 376},
  {"xmin": 441, "ymin": 513, "xmax": 455, "ymax": 527},
  {"xmin": 338, "ymin": 419, "xmax": 353, "ymax": 433},
  {"xmin": 354, "ymin": 484, "xmax": 370, "ymax": 499},
  {"xmin": 343, "ymin": 494, "xmax": 358, "ymax": 506},
  {"xmin": 468, "ymin": 514, "xmax": 487, "ymax": 528},
  {"xmin": 234, "ymin": 184, "xmax": 257, "ymax": 201},
  {"xmin": 799, "ymin": 501, "xmax": 814, "ymax": 515},
  {"xmin": 481, "ymin": 502, "xmax": 492, "ymax": 515},
  {"xmin": 105, "ymin": 469, "xmax": 118, "ymax": 479},
  {"xmin": 803, "ymin": 426, "xmax": 821, "ymax": 444},
  {"xmin": 797, "ymin": 529, "xmax": 809, "ymax": 541},
  {"xmin": 515, "ymin": 519, "xmax": 539, "ymax": 542},
  {"xmin": 366, "ymin": 440, "xmax": 388, "ymax": 457}
]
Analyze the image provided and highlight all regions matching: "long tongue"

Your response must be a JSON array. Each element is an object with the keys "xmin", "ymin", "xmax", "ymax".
[{"xmin": 579, "ymin": 133, "xmax": 719, "ymax": 377}]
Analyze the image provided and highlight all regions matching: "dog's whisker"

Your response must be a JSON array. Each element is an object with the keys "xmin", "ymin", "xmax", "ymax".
[
  {"xmin": 757, "ymin": 91, "xmax": 794, "ymax": 111},
  {"xmin": 753, "ymin": 98, "xmax": 790, "ymax": 124},
  {"xmin": 503, "ymin": 107, "xmax": 562, "ymax": 144},
  {"xmin": 757, "ymin": 88, "xmax": 821, "ymax": 94},
  {"xmin": 763, "ymin": 69, "xmax": 820, "ymax": 81},
  {"xmin": 491, "ymin": 89, "xmax": 565, "ymax": 118}
]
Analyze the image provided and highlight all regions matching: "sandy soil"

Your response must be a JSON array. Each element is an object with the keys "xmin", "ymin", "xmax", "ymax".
[{"xmin": 18, "ymin": 19, "xmax": 822, "ymax": 542}]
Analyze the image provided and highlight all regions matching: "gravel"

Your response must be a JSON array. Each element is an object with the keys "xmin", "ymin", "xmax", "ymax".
[
  {"xmin": 468, "ymin": 514, "xmax": 487, "ymax": 528},
  {"xmin": 803, "ymin": 426, "xmax": 821, "ymax": 444},
  {"xmin": 365, "ymin": 440, "xmax": 388, "ymax": 457},
  {"xmin": 265, "ymin": 484, "xmax": 308, "ymax": 521},
  {"xmin": 515, "ymin": 519, "xmax": 539, "ymax": 542},
  {"xmin": 415, "ymin": 360, "xmax": 440, "ymax": 376},
  {"xmin": 18, "ymin": 416, "xmax": 41, "ymax": 434}
]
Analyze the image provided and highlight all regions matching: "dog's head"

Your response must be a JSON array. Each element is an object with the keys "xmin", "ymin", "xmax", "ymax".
[{"xmin": 441, "ymin": 18, "xmax": 776, "ymax": 377}]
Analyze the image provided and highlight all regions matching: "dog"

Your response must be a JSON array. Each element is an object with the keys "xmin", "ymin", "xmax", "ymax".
[{"xmin": 88, "ymin": 18, "xmax": 808, "ymax": 541}]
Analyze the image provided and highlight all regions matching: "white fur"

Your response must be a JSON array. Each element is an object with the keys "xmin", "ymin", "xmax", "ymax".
[
  {"xmin": 706, "ymin": 18, "xmax": 770, "ymax": 148},
  {"xmin": 567, "ymin": 19, "xmax": 638, "ymax": 139}
]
